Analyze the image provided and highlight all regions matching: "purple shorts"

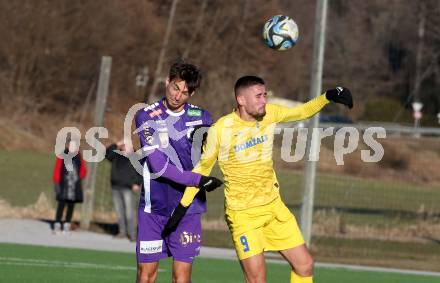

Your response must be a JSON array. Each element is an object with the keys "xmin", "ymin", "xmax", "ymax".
[{"xmin": 136, "ymin": 211, "xmax": 202, "ymax": 264}]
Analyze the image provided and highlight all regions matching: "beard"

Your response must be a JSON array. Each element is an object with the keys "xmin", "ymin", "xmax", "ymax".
[{"xmin": 252, "ymin": 109, "xmax": 266, "ymax": 119}]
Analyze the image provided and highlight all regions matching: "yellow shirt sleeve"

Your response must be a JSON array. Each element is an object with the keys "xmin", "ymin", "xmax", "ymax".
[
  {"xmin": 270, "ymin": 94, "xmax": 329, "ymax": 123},
  {"xmin": 181, "ymin": 124, "xmax": 220, "ymax": 207}
]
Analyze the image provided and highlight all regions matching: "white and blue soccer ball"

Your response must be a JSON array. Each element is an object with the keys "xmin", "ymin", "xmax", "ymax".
[{"xmin": 263, "ymin": 15, "xmax": 299, "ymax": 51}]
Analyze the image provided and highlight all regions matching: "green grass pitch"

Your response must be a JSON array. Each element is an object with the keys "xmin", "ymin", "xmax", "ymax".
[{"xmin": 0, "ymin": 243, "xmax": 438, "ymax": 283}]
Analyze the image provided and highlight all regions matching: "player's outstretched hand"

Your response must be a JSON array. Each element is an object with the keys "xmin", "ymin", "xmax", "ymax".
[
  {"xmin": 198, "ymin": 176, "xmax": 223, "ymax": 192},
  {"xmin": 325, "ymin": 87, "xmax": 353, "ymax": 109},
  {"xmin": 162, "ymin": 203, "xmax": 188, "ymax": 237}
]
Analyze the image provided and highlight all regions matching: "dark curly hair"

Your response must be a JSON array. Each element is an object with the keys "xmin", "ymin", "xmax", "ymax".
[{"xmin": 168, "ymin": 59, "xmax": 202, "ymax": 94}]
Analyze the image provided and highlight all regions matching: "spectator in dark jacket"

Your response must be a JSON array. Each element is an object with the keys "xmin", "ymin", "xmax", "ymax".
[
  {"xmin": 105, "ymin": 140, "xmax": 142, "ymax": 241},
  {"xmin": 53, "ymin": 140, "xmax": 87, "ymax": 234}
]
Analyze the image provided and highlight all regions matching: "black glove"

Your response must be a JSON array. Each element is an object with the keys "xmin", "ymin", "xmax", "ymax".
[
  {"xmin": 162, "ymin": 203, "xmax": 188, "ymax": 237},
  {"xmin": 198, "ymin": 175, "xmax": 223, "ymax": 192},
  {"xmin": 325, "ymin": 87, "xmax": 353, "ymax": 109}
]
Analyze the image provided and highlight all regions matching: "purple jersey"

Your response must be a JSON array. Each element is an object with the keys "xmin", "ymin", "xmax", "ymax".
[{"xmin": 135, "ymin": 99, "xmax": 213, "ymax": 216}]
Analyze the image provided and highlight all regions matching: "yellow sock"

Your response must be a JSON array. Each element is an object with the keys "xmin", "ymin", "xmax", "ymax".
[{"xmin": 291, "ymin": 272, "xmax": 313, "ymax": 283}]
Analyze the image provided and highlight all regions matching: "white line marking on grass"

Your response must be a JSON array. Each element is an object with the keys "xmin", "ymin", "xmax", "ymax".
[{"xmin": 0, "ymin": 257, "xmax": 166, "ymax": 272}]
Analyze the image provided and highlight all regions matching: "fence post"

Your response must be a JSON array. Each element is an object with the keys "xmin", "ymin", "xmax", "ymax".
[{"xmin": 80, "ymin": 56, "xmax": 112, "ymax": 230}]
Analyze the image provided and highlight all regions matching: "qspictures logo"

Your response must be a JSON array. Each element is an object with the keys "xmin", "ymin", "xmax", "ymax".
[{"xmin": 53, "ymin": 103, "xmax": 387, "ymax": 177}]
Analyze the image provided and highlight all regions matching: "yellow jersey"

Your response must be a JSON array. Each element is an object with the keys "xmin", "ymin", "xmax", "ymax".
[{"xmin": 181, "ymin": 94, "xmax": 329, "ymax": 210}]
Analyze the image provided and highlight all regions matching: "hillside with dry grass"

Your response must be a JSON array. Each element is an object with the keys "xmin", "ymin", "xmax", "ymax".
[{"xmin": 0, "ymin": 0, "xmax": 439, "ymax": 151}]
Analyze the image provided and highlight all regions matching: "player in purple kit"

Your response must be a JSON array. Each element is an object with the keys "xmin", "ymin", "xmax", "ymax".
[{"xmin": 134, "ymin": 61, "xmax": 222, "ymax": 283}]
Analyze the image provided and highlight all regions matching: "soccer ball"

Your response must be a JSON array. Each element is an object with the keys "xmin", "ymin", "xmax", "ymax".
[{"xmin": 262, "ymin": 15, "xmax": 299, "ymax": 51}]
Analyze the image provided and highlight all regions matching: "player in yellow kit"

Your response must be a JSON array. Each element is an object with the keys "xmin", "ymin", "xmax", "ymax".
[{"xmin": 163, "ymin": 76, "xmax": 353, "ymax": 283}]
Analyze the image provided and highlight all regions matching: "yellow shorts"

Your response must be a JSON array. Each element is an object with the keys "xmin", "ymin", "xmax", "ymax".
[{"xmin": 225, "ymin": 197, "xmax": 304, "ymax": 260}]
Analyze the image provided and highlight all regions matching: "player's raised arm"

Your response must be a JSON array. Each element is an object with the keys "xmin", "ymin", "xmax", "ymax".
[{"xmin": 273, "ymin": 87, "xmax": 353, "ymax": 123}]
